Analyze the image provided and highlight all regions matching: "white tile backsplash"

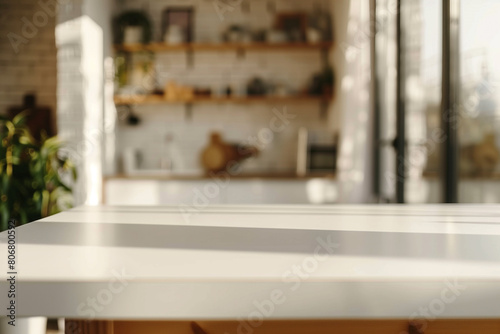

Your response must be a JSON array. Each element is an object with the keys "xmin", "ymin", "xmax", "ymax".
[{"xmin": 117, "ymin": 102, "xmax": 334, "ymax": 173}]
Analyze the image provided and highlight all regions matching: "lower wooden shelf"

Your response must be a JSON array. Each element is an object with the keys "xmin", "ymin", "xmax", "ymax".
[{"xmin": 113, "ymin": 94, "xmax": 333, "ymax": 106}]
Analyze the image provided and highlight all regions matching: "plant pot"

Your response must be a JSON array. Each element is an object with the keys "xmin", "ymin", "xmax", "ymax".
[
  {"xmin": 123, "ymin": 26, "xmax": 143, "ymax": 44},
  {"xmin": 0, "ymin": 316, "xmax": 47, "ymax": 334}
]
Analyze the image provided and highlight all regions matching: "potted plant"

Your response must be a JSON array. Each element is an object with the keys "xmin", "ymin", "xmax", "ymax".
[
  {"xmin": 0, "ymin": 112, "xmax": 76, "ymax": 230},
  {"xmin": 0, "ymin": 112, "xmax": 76, "ymax": 334},
  {"xmin": 114, "ymin": 10, "xmax": 153, "ymax": 45}
]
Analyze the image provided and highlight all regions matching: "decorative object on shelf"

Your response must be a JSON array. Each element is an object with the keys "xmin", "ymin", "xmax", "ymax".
[
  {"xmin": 247, "ymin": 77, "xmax": 268, "ymax": 96},
  {"xmin": 200, "ymin": 132, "xmax": 258, "ymax": 173},
  {"xmin": 124, "ymin": 26, "xmax": 143, "ymax": 45},
  {"xmin": 114, "ymin": 52, "xmax": 128, "ymax": 88},
  {"xmin": 222, "ymin": 25, "xmax": 253, "ymax": 43},
  {"xmin": 308, "ymin": 74, "xmax": 323, "ymax": 96},
  {"xmin": 306, "ymin": 27, "xmax": 321, "ymax": 44},
  {"xmin": 266, "ymin": 30, "xmax": 287, "ymax": 44},
  {"xmin": 114, "ymin": 11, "xmax": 152, "ymax": 44},
  {"xmin": 322, "ymin": 66, "xmax": 335, "ymax": 93},
  {"xmin": 129, "ymin": 51, "xmax": 155, "ymax": 93},
  {"xmin": 161, "ymin": 7, "xmax": 194, "ymax": 44},
  {"xmin": 0, "ymin": 112, "xmax": 76, "ymax": 231},
  {"xmin": 164, "ymin": 24, "xmax": 185, "ymax": 44},
  {"xmin": 223, "ymin": 24, "xmax": 245, "ymax": 43},
  {"xmin": 193, "ymin": 87, "xmax": 212, "ymax": 97},
  {"xmin": 272, "ymin": 82, "xmax": 289, "ymax": 97},
  {"xmin": 152, "ymin": 88, "xmax": 165, "ymax": 96},
  {"xmin": 308, "ymin": 3, "xmax": 333, "ymax": 42},
  {"xmin": 164, "ymin": 81, "xmax": 194, "ymax": 101},
  {"xmin": 275, "ymin": 12, "xmax": 307, "ymax": 42},
  {"xmin": 252, "ymin": 29, "xmax": 267, "ymax": 42},
  {"xmin": 308, "ymin": 66, "xmax": 335, "ymax": 96}
]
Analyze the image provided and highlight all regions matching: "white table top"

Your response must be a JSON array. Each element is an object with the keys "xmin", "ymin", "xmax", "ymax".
[{"xmin": 1, "ymin": 204, "xmax": 500, "ymax": 320}]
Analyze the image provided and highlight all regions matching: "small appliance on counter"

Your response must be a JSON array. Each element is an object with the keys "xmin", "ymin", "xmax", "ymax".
[{"xmin": 296, "ymin": 128, "xmax": 337, "ymax": 176}]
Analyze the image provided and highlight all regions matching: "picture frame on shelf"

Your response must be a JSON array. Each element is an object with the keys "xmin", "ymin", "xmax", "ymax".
[{"xmin": 161, "ymin": 7, "xmax": 194, "ymax": 44}]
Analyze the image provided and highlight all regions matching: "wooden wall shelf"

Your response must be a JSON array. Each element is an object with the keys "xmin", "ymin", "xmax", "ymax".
[
  {"xmin": 114, "ymin": 42, "xmax": 334, "ymax": 53},
  {"xmin": 114, "ymin": 94, "xmax": 333, "ymax": 106}
]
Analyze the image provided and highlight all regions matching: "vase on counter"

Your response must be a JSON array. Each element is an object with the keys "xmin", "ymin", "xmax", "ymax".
[{"xmin": 200, "ymin": 132, "xmax": 258, "ymax": 174}]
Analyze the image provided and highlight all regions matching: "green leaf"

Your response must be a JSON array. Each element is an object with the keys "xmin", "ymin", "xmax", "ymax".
[{"xmin": 12, "ymin": 110, "xmax": 30, "ymax": 127}]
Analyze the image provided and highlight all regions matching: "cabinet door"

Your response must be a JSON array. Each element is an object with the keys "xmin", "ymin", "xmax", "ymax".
[
  {"xmin": 224, "ymin": 180, "xmax": 307, "ymax": 204},
  {"xmin": 105, "ymin": 179, "xmax": 338, "ymax": 205},
  {"xmin": 105, "ymin": 180, "xmax": 161, "ymax": 205},
  {"xmin": 160, "ymin": 181, "xmax": 225, "ymax": 205},
  {"xmin": 225, "ymin": 180, "xmax": 337, "ymax": 204}
]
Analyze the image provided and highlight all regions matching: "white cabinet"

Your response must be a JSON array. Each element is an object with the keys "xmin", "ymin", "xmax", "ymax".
[
  {"xmin": 105, "ymin": 180, "xmax": 162, "ymax": 205},
  {"xmin": 104, "ymin": 178, "xmax": 338, "ymax": 205}
]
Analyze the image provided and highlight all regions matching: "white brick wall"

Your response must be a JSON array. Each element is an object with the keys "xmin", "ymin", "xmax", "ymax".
[
  {"xmin": 115, "ymin": 0, "xmax": 337, "ymax": 173},
  {"xmin": 0, "ymin": 0, "xmax": 57, "ymax": 125}
]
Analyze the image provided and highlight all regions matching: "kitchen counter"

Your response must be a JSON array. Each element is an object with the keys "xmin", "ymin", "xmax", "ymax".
[
  {"xmin": 104, "ymin": 173, "xmax": 337, "ymax": 181},
  {"xmin": 103, "ymin": 175, "xmax": 339, "ymax": 205},
  {"xmin": 1, "ymin": 204, "xmax": 500, "ymax": 323}
]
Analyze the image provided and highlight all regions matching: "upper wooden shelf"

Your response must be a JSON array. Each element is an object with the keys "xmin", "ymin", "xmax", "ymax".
[
  {"xmin": 114, "ymin": 42, "xmax": 334, "ymax": 53},
  {"xmin": 114, "ymin": 94, "xmax": 333, "ymax": 106}
]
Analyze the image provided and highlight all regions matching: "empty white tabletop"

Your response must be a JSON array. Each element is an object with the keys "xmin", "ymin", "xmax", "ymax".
[{"xmin": 1, "ymin": 204, "xmax": 500, "ymax": 319}]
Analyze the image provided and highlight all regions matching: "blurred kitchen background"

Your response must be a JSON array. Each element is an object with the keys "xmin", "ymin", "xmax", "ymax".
[{"xmin": 1, "ymin": 0, "xmax": 500, "ymax": 207}]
